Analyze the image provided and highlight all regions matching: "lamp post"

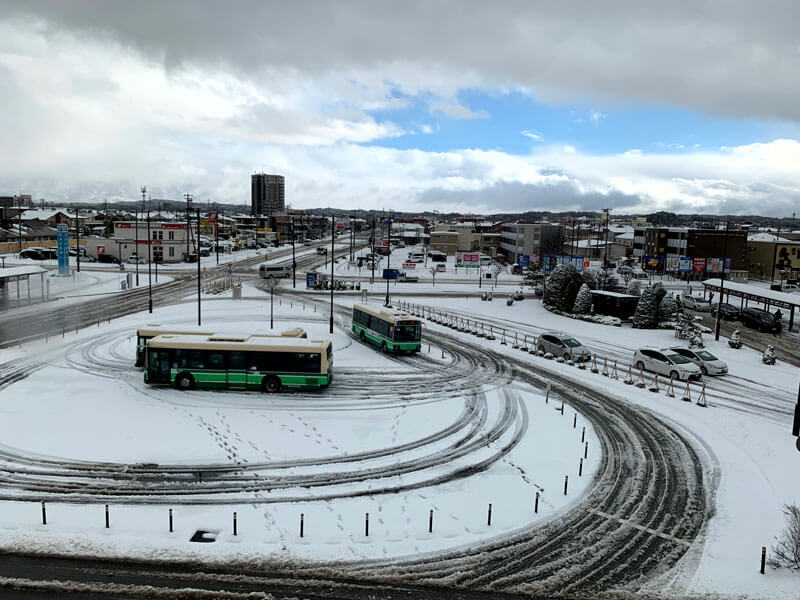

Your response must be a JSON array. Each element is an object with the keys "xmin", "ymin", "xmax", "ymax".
[
  {"xmin": 385, "ymin": 217, "xmax": 392, "ymax": 307},
  {"xmin": 370, "ymin": 216, "xmax": 376, "ymax": 285},
  {"xmin": 134, "ymin": 210, "xmax": 140, "ymax": 286},
  {"xmin": 291, "ymin": 216, "xmax": 296, "ymax": 289},
  {"xmin": 714, "ymin": 221, "xmax": 730, "ymax": 342},
  {"xmin": 329, "ymin": 215, "xmax": 335, "ymax": 334},
  {"xmin": 269, "ymin": 279, "xmax": 275, "ymax": 330},
  {"xmin": 196, "ymin": 208, "xmax": 201, "ymax": 326}
]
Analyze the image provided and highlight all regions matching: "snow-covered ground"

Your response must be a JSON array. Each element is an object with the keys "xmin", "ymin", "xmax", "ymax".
[
  {"xmin": 0, "ymin": 287, "xmax": 598, "ymax": 565},
  {"xmin": 1, "ymin": 282, "xmax": 798, "ymax": 597}
]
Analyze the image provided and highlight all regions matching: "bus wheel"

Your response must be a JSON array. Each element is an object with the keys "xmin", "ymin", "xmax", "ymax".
[
  {"xmin": 381, "ymin": 342, "xmax": 388, "ymax": 353},
  {"xmin": 175, "ymin": 373, "xmax": 195, "ymax": 390},
  {"xmin": 359, "ymin": 331, "xmax": 366, "ymax": 342},
  {"xmin": 262, "ymin": 376, "xmax": 281, "ymax": 393}
]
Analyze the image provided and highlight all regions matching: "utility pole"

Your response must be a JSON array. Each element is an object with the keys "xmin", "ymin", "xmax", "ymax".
[
  {"xmin": 75, "ymin": 208, "xmax": 81, "ymax": 273},
  {"xmin": 385, "ymin": 216, "xmax": 392, "ymax": 307},
  {"xmin": 184, "ymin": 193, "xmax": 193, "ymax": 261},
  {"xmin": 17, "ymin": 195, "xmax": 22, "ymax": 252},
  {"xmin": 329, "ymin": 215, "xmax": 335, "ymax": 334},
  {"xmin": 371, "ymin": 216, "xmax": 376, "ymax": 284},
  {"xmin": 291, "ymin": 216, "xmax": 296, "ymax": 288},
  {"xmin": 144, "ymin": 186, "xmax": 152, "ymax": 313},
  {"xmin": 134, "ymin": 209, "xmax": 139, "ymax": 286},
  {"xmin": 714, "ymin": 221, "xmax": 730, "ymax": 341},
  {"xmin": 196, "ymin": 208, "xmax": 201, "ymax": 326}
]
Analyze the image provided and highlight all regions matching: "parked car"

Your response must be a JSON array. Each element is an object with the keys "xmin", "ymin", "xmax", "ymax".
[
  {"xmin": 126, "ymin": 253, "xmax": 148, "ymax": 264},
  {"xmin": 669, "ymin": 347, "xmax": 728, "ymax": 376},
  {"xmin": 435, "ymin": 263, "xmax": 446, "ymax": 272},
  {"xmin": 711, "ymin": 302, "xmax": 739, "ymax": 321},
  {"xmin": 740, "ymin": 307, "xmax": 782, "ymax": 333},
  {"xmin": 682, "ymin": 295, "xmax": 712, "ymax": 312},
  {"xmin": 537, "ymin": 332, "xmax": 591, "ymax": 361},
  {"xmin": 19, "ymin": 247, "xmax": 47, "ymax": 260},
  {"xmin": 633, "ymin": 348, "xmax": 702, "ymax": 381}
]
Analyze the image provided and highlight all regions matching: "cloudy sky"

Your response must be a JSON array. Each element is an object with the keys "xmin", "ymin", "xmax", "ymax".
[{"xmin": 1, "ymin": 1, "xmax": 800, "ymax": 215}]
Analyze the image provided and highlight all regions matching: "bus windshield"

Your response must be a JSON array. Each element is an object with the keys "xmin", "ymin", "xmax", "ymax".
[{"xmin": 394, "ymin": 324, "xmax": 421, "ymax": 341}]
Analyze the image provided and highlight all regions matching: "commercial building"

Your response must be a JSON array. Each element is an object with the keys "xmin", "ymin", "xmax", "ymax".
[
  {"xmin": 499, "ymin": 222, "xmax": 564, "ymax": 264},
  {"xmin": 633, "ymin": 226, "xmax": 748, "ymax": 277},
  {"xmin": 251, "ymin": 173, "xmax": 285, "ymax": 215},
  {"xmin": 83, "ymin": 221, "xmax": 196, "ymax": 264},
  {"xmin": 747, "ymin": 236, "xmax": 800, "ymax": 281}
]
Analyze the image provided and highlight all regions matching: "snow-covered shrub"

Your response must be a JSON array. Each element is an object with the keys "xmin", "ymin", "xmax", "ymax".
[
  {"xmin": 582, "ymin": 269, "xmax": 598, "ymax": 290},
  {"xmin": 658, "ymin": 293, "xmax": 679, "ymax": 322},
  {"xmin": 625, "ymin": 279, "xmax": 642, "ymax": 296},
  {"xmin": 762, "ymin": 344, "xmax": 776, "ymax": 365},
  {"xmin": 572, "ymin": 283, "xmax": 593, "ymax": 315},
  {"xmin": 631, "ymin": 283, "xmax": 667, "ymax": 328},
  {"xmin": 769, "ymin": 504, "xmax": 800, "ymax": 570},
  {"xmin": 728, "ymin": 329, "xmax": 742, "ymax": 349},
  {"xmin": 543, "ymin": 263, "xmax": 583, "ymax": 312}
]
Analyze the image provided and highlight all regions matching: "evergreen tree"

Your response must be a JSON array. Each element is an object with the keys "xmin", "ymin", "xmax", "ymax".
[
  {"xmin": 523, "ymin": 262, "xmax": 542, "ymax": 288},
  {"xmin": 582, "ymin": 269, "xmax": 598, "ymax": 290},
  {"xmin": 728, "ymin": 329, "xmax": 742, "ymax": 349},
  {"xmin": 544, "ymin": 263, "xmax": 583, "ymax": 312},
  {"xmin": 631, "ymin": 284, "xmax": 666, "ymax": 328},
  {"xmin": 573, "ymin": 283, "xmax": 593, "ymax": 314},
  {"xmin": 658, "ymin": 293, "xmax": 679, "ymax": 322},
  {"xmin": 625, "ymin": 279, "xmax": 642, "ymax": 296}
]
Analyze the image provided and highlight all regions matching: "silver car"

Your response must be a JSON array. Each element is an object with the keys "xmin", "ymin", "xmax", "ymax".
[
  {"xmin": 537, "ymin": 332, "xmax": 591, "ymax": 361},
  {"xmin": 669, "ymin": 347, "xmax": 728, "ymax": 376},
  {"xmin": 682, "ymin": 295, "xmax": 712, "ymax": 312},
  {"xmin": 633, "ymin": 348, "xmax": 702, "ymax": 381}
]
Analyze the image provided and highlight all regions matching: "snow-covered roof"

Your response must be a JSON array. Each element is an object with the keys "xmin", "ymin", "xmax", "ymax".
[
  {"xmin": 615, "ymin": 232, "xmax": 635, "ymax": 240},
  {"xmin": 0, "ymin": 266, "xmax": 47, "ymax": 278},
  {"xmin": 20, "ymin": 209, "xmax": 70, "ymax": 221},
  {"xmin": 702, "ymin": 279, "xmax": 800, "ymax": 307},
  {"xmin": 747, "ymin": 232, "xmax": 793, "ymax": 243}
]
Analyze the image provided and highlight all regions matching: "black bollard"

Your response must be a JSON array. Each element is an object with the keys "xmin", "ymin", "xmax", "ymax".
[
  {"xmin": 429, "ymin": 509, "xmax": 433, "ymax": 533},
  {"xmin": 760, "ymin": 546, "xmax": 766, "ymax": 574},
  {"xmin": 169, "ymin": 508, "xmax": 173, "ymax": 533},
  {"xmin": 487, "ymin": 503, "xmax": 492, "ymax": 526},
  {"xmin": 365, "ymin": 512, "xmax": 369, "ymax": 537},
  {"xmin": 300, "ymin": 513, "xmax": 304, "ymax": 538},
  {"xmin": 41, "ymin": 501, "xmax": 47, "ymax": 525},
  {"xmin": 584, "ymin": 442, "xmax": 588, "ymax": 459},
  {"xmin": 534, "ymin": 492, "xmax": 539, "ymax": 514},
  {"xmin": 233, "ymin": 511, "xmax": 238, "ymax": 536},
  {"xmin": 579, "ymin": 458, "xmax": 583, "ymax": 477},
  {"xmin": 564, "ymin": 475, "xmax": 569, "ymax": 495},
  {"xmin": 105, "ymin": 504, "xmax": 109, "ymax": 529},
  {"xmin": 581, "ymin": 426, "xmax": 585, "ymax": 443},
  {"xmin": 573, "ymin": 413, "xmax": 577, "ymax": 428}
]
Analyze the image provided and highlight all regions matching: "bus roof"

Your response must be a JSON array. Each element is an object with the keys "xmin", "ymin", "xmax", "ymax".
[
  {"xmin": 147, "ymin": 334, "xmax": 330, "ymax": 352},
  {"xmin": 352, "ymin": 304, "xmax": 421, "ymax": 325},
  {"xmin": 137, "ymin": 324, "xmax": 306, "ymax": 338}
]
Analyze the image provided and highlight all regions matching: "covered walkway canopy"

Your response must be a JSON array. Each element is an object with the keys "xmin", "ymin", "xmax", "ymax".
[
  {"xmin": 0, "ymin": 266, "xmax": 47, "ymax": 307},
  {"xmin": 702, "ymin": 278, "xmax": 800, "ymax": 332}
]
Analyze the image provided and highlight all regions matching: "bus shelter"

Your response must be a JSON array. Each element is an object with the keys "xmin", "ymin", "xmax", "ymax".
[
  {"xmin": 702, "ymin": 278, "xmax": 800, "ymax": 333},
  {"xmin": 0, "ymin": 266, "xmax": 47, "ymax": 308}
]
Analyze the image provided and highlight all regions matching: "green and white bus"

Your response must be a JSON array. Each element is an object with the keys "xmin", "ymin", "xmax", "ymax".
[
  {"xmin": 135, "ymin": 324, "xmax": 307, "ymax": 367},
  {"xmin": 144, "ymin": 334, "xmax": 332, "ymax": 392},
  {"xmin": 351, "ymin": 304, "xmax": 422, "ymax": 353}
]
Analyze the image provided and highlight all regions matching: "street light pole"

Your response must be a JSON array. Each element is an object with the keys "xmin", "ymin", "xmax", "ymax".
[
  {"xmin": 147, "ymin": 210, "xmax": 152, "ymax": 313},
  {"xmin": 714, "ymin": 221, "xmax": 730, "ymax": 342},
  {"xmin": 371, "ymin": 216, "xmax": 376, "ymax": 285},
  {"xmin": 291, "ymin": 216, "xmax": 296, "ymax": 289},
  {"xmin": 385, "ymin": 217, "xmax": 391, "ymax": 307},
  {"xmin": 196, "ymin": 208, "xmax": 201, "ymax": 326},
  {"xmin": 134, "ymin": 209, "xmax": 139, "ymax": 286},
  {"xmin": 329, "ymin": 216, "xmax": 335, "ymax": 334},
  {"xmin": 270, "ymin": 280, "xmax": 274, "ymax": 330}
]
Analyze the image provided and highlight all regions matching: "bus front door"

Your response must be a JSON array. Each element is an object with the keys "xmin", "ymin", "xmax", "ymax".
[
  {"xmin": 227, "ymin": 351, "xmax": 249, "ymax": 389},
  {"xmin": 147, "ymin": 350, "xmax": 172, "ymax": 384}
]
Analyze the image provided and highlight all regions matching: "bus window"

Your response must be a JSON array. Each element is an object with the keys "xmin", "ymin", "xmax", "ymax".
[
  {"xmin": 394, "ymin": 324, "xmax": 420, "ymax": 341},
  {"xmin": 229, "ymin": 352, "xmax": 246, "ymax": 370},
  {"xmin": 208, "ymin": 353, "xmax": 225, "ymax": 369}
]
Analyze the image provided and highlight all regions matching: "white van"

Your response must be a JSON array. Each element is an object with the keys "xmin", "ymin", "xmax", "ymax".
[{"xmin": 259, "ymin": 264, "xmax": 292, "ymax": 278}]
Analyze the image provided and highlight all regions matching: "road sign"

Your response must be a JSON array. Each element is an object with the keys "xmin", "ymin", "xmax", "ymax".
[
  {"xmin": 56, "ymin": 224, "xmax": 69, "ymax": 276},
  {"xmin": 306, "ymin": 272, "xmax": 317, "ymax": 289}
]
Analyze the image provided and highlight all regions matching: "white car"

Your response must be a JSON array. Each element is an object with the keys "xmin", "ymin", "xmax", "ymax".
[
  {"xmin": 633, "ymin": 348, "xmax": 702, "ymax": 381},
  {"xmin": 669, "ymin": 347, "xmax": 728, "ymax": 376},
  {"xmin": 682, "ymin": 295, "xmax": 712, "ymax": 312},
  {"xmin": 537, "ymin": 332, "xmax": 591, "ymax": 361},
  {"xmin": 126, "ymin": 254, "xmax": 148, "ymax": 264}
]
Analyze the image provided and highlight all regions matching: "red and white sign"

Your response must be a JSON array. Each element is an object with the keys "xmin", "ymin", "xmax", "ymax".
[
  {"xmin": 402, "ymin": 262, "xmax": 417, "ymax": 269},
  {"xmin": 97, "ymin": 245, "xmax": 105, "ymax": 255},
  {"xmin": 462, "ymin": 253, "xmax": 480, "ymax": 263},
  {"xmin": 208, "ymin": 211, "xmax": 218, "ymax": 223}
]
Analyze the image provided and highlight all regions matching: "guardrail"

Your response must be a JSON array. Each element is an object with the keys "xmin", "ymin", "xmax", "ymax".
[{"xmin": 397, "ymin": 300, "xmax": 708, "ymax": 407}]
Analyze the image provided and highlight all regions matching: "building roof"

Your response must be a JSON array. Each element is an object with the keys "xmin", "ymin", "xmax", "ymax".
[
  {"xmin": 0, "ymin": 266, "xmax": 47, "ymax": 279},
  {"xmin": 615, "ymin": 231, "xmax": 635, "ymax": 240},
  {"xmin": 747, "ymin": 232, "xmax": 793, "ymax": 243},
  {"xmin": 20, "ymin": 209, "xmax": 70, "ymax": 221}
]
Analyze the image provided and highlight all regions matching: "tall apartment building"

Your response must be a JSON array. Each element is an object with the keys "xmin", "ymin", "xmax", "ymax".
[{"xmin": 251, "ymin": 173, "xmax": 285, "ymax": 215}]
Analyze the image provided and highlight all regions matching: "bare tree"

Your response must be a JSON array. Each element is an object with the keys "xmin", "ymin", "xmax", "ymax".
[{"xmin": 769, "ymin": 504, "xmax": 800, "ymax": 570}]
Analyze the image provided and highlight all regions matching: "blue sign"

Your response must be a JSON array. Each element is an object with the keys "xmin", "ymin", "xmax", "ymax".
[
  {"xmin": 383, "ymin": 268, "xmax": 399, "ymax": 280},
  {"xmin": 306, "ymin": 272, "xmax": 317, "ymax": 288},
  {"xmin": 518, "ymin": 254, "xmax": 530, "ymax": 268},
  {"xmin": 543, "ymin": 255, "xmax": 585, "ymax": 272},
  {"xmin": 56, "ymin": 224, "xmax": 69, "ymax": 276},
  {"xmin": 678, "ymin": 256, "xmax": 692, "ymax": 273},
  {"xmin": 724, "ymin": 257, "xmax": 732, "ymax": 273}
]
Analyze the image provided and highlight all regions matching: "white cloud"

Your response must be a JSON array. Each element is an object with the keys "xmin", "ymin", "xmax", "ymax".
[
  {"xmin": 521, "ymin": 130, "xmax": 543, "ymax": 141},
  {"xmin": 428, "ymin": 101, "xmax": 490, "ymax": 120}
]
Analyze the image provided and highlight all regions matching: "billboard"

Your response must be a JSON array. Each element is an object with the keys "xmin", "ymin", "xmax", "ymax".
[
  {"xmin": 642, "ymin": 255, "xmax": 663, "ymax": 271},
  {"xmin": 543, "ymin": 255, "xmax": 585, "ymax": 272},
  {"xmin": 692, "ymin": 257, "xmax": 706, "ymax": 273},
  {"xmin": 56, "ymin": 224, "xmax": 69, "ymax": 276},
  {"xmin": 678, "ymin": 256, "xmax": 692, "ymax": 273},
  {"xmin": 706, "ymin": 257, "xmax": 723, "ymax": 273},
  {"xmin": 306, "ymin": 272, "xmax": 317, "ymax": 289},
  {"xmin": 518, "ymin": 254, "xmax": 530, "ymax": 268},
  {"xmin": 457, "ymin": 252, "xmax": 480, "ymax": 267}
]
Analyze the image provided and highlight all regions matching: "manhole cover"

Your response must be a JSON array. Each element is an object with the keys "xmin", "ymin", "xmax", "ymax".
[{"xmin": 190, "ymin": 529, "xmax": 219, "ymax": 543}]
